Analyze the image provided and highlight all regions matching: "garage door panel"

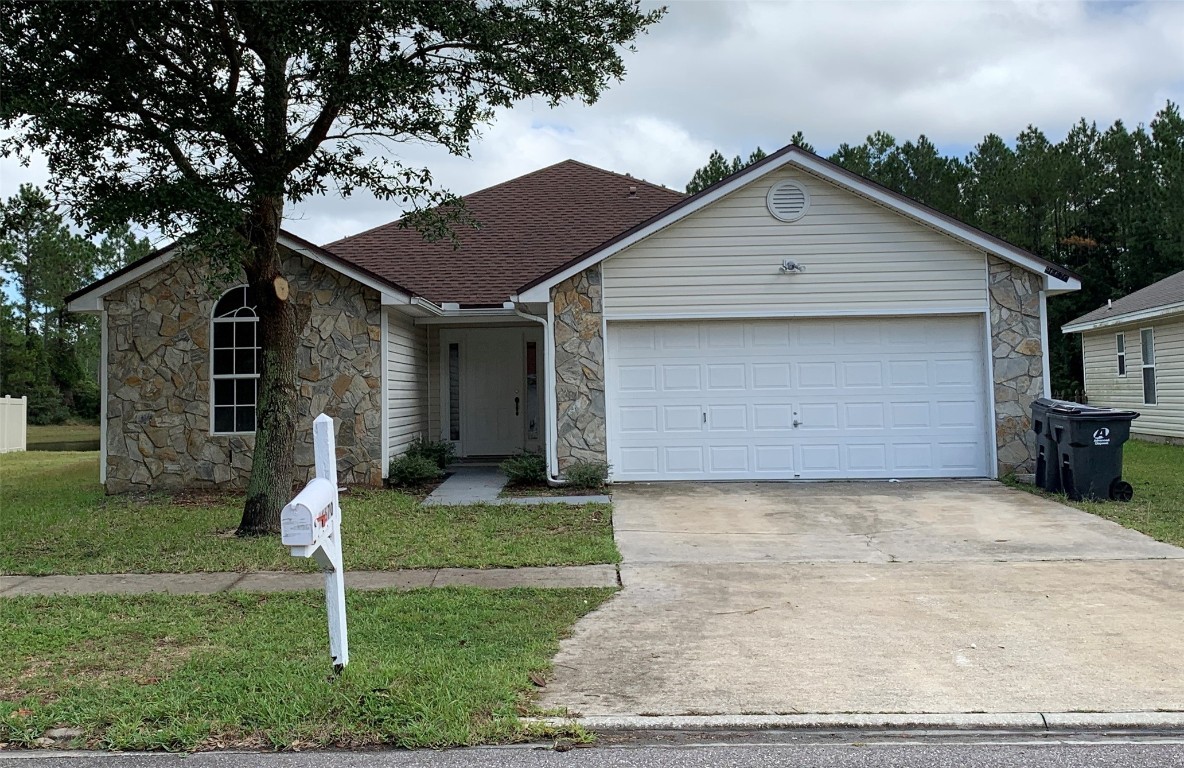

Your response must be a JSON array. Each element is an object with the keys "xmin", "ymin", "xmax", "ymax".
[
  {"xmin": 799, "ymin": 362, "xmax": 838, "ymax": 388},
  {"xmin": 707, "ymin": 404, "xmax": 747, "ymax": 430},
  {"xmin": 619, "ymin": 446, "xmax": 659, "ymax": 474},
  {"xmin": 842, "ymin": 361, "xmax": 883, "ymax": 388},
  {"xmin": 662, "ymin": 365, "xmax": 701, "ymax": 391},
  {"xmin": 752, "ymin": 363, "xmax": 791, "ymax": 389},
  {"xmin": 754, "ymin": 445, "xmax": 794, "ymax": 472},
  {"xmin": 608, "ymin": 317, "xmax": 990, "ymax": 480},
  {"xmin": 888, "ymin": 360, "xmax": 930, "ymax": 387},
  {"xmin": 709, "ymin": 445, "xmax": 749, "ymax": 472},
  {"xmin": 706, "ymin": 364, "xmax": 746, "ymax": 390},
  {"xmin": 665, "ymin": 446, "xmax": 705, "ymax": 473},
  {"xmin": 617, "ymin": 365, "xmax": 657, "ymax": 392},
  {"xmin": 890, "ymin": 401, "xmax": 932, "ymax": 428}
]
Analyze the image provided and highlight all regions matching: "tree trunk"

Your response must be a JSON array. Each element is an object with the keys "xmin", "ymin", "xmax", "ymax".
[{"xmin": 237, "ymin": 194, "xmax": 300, "ymax": 536}]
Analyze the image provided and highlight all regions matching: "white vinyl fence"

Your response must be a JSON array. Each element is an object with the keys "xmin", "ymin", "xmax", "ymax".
[{"xmin": 0, "ymin": 395, "xmax": 28, "ymax": 453}]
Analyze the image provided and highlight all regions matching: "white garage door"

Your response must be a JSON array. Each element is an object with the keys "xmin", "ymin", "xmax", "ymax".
[{"xmin": 607, "ymin": 316, "xmax": 991, "ymax": 481}]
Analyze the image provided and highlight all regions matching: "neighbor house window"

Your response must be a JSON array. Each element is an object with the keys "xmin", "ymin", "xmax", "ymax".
[
  {"xmin": 1140, "ymin": 328, "xmax": 1157, "ymax": 405},
  {"xmin": 211, "ymin": 286, "xmax": 260, "ymax": 433},
  {"xmin": 1115, "ymin": 333, "xmax": 1126, "ymax": 376}
]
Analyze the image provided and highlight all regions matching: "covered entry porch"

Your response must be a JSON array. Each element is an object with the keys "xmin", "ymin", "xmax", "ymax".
[{"xmin": 432, "ymin": 321, "xmax": 545, "ymax": 459}]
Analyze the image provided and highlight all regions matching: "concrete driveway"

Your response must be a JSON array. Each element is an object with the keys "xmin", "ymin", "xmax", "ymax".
[{"xmin": 542, "ymin": 481, "xmax": 1184, "ymax": 717}]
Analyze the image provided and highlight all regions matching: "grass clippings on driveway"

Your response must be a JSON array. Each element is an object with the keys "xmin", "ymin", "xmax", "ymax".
[
  {"xmin": 0, "ymin": 452, "xmax": 618, "ymax": 575},
  {"xmin": 1009, "ymin": 439, "xmax": 1184, "ymax": 547},
  {"xmin": 0, "ymin": 587, "xmax": 614, "ymax": 751}
]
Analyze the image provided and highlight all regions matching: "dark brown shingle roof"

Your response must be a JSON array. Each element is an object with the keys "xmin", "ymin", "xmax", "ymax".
[
  {"xmin": 1064, "ymin": 269, "xmax": 1184, "ymax": 329},
  {"xmin": 322, "ymin": 160, "xmax": 685, "ymax": 306}
]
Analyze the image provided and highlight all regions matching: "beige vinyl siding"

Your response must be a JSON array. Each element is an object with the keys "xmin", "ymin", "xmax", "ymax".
[
  {"xmin": 1081, "ymin": 314, "xmax": 1184, "ymax": 439},
  {"xmin": 386, "ymin": 309, "xmax": 430, "ymax": 458},
  {"xmin": 602, "ymin": 165, "xmax": 990, "ymax": 317}
]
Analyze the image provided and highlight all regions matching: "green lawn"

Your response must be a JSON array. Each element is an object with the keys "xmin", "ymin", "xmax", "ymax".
[
  {"xmin": 0, "ymin": 452, "xmax": 618, "ymax": 575},
  {"xmin": 1010, "ymin": 439, "xmax": 1184, "ymax": 547},
  {"xmin": 0, "ymin": 588, "xmax": 613, "ymax": 750},
  {"xmin": 26, "ymin": 423, "xmax": 100, "ymax": 446}
]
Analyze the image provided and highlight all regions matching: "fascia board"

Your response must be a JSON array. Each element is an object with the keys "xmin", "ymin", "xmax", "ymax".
[{"xmin": 1062, "ymin": 302, "xmax": 1184, "ymax": 334}]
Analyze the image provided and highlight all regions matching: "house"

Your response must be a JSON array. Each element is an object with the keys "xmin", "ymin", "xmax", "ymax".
[
  {"xmin": 1062, "ymin": 270, "xmax": 1184, "ymax": 443},
  {"xmin": 67, "ymin": 144, "xmax": 1082, "ymax": 493}
]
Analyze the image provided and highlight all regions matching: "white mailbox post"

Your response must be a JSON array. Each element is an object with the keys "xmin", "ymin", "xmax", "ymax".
[{"xmin": 281, "ymin": 413, "xmax": 349, "ymax": 671}]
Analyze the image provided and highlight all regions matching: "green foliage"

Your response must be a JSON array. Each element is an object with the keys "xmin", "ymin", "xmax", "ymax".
[
  {"xmin": 500, "ymin": 452, "xmax": 548, "ymax": 486},
  {"xmin": 686, "ymin": 101, "xmax": 1184, "ymax": 391},
  {"xmin": 406, "ymin": 436, "xmax": 457, "ymax": 470},
  {"xmin": 565, "ymin": 460, "xmax": 610, "ymax": 490},
  {"xmin": 685, "ymin": 146, "xmax": 769, "ymax": 194},
  {"xmin": 0, "ymin": 185, "xmax": 147, "ymax": 423},
  {"xmin": 1, "ymin": 0, "xmax": 664, "ymax": 527},
  {"xmin": 0, "ymin": 588, "xmax": 614, "ymax": 749},
  {"xmin": 387, "ymin": 454, "xmax": 444, "ymax": 488}
]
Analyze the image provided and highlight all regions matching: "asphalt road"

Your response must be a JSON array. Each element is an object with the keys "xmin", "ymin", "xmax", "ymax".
[{"xmin": 5, "ymin": 734, "xmax": 1184, "ymax": 768}]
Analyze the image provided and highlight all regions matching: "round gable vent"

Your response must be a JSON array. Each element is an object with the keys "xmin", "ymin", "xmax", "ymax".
[{"xmin": 766, "ymin": 180, "xmax": 810, "ymax": 222}]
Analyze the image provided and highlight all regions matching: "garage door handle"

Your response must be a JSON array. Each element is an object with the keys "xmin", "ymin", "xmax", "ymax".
[
  {"xmin": 514, "ymin": 397, "xmax": 520, "ymax": 416},
  {"xmin": 793, "ymin": 419, "xmax": 802, "ymax": 427}
]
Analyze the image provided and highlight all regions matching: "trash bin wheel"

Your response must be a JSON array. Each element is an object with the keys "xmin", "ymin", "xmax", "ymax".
[{"xmin": 1109, "ymin": 479, "xmax": 1134, "ymax": 502}]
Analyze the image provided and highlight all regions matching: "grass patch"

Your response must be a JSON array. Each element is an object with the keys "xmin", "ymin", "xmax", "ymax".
[
  {"xmin": 25, "ymin": 423, "xmax": 100, "ymax": 446},
  {"xmin": 0, "ymin": 587, "xmax": 613, "ymax": 750},
  {"xmin": 0, "ymin": 452, "xmax": 618, "ymax": 575},
  {"xmin": 1007, "ymin": 439, "xmax": 1184, "ymax": 547}
]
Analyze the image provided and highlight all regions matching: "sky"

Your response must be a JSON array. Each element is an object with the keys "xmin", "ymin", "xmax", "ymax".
[{"xmin": 2, "ymin": 0, "xmax": 1183, "ymax": 248}]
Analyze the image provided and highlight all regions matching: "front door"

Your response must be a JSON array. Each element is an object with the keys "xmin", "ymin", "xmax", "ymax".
[{"xmin": 458, "ymin": 328, "xmax": 525, "ymax": 456}]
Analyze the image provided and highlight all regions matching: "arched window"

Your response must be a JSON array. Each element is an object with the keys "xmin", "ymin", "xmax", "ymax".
[{"xmin": 211, "ymin": 286, "xmax": 260, "ymax": 434}]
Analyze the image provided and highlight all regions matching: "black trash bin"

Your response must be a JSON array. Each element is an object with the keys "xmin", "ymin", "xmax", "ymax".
[
  {"xmin": 1030, "ymin": 398, "xmax": 1070, "ymax": 493},
  {"xmin": 1043, "ymin": 402, "xmax": 1140, "ymax": 502}
]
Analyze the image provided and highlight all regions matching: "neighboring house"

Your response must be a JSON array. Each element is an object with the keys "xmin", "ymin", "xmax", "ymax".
[
  {"xmin": 1062, "ymin": 270, "xmax": 1184, "ymax": 443},
  {"xmin": 68, "ymin": 144, "xmax": 1082, "ymax": 493}
]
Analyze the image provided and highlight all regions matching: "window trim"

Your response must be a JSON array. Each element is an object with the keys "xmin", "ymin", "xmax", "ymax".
[
  {"xmin": 1115, "ymin": 332, "xmax": 1126, "ymax": 376},
  {"xmin": 1140, "ymin": 326, "xmax": 1157, "ymax": 406},
  {"xmin": 209, "ymin": 285, "xmax": 261, "ymax": 435}
]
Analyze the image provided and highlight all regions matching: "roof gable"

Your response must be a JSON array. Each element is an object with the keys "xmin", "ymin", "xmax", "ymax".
[
  {"xmin": 514, "ymin": 145, "xmax": 1082, "ymax": 302},
  {"xmin": 66, "ymin": 230, "xmax": 413, "ymax": 312},
  {"xmin": 322, "ymin": 160, "xmax": 684, "ymax": 306}
]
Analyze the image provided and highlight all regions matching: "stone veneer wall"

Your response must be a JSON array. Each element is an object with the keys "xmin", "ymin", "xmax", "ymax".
[
  {"xmin": 988, "ymin": 254, "xmax": 1045, "ymax": 476},
  {"xmin": 551, "ymin": 265, "xmax": 607, "ymax": 470},
  {"xmin": 104, "ymin": 249, "xmax": 383, "ymax": 493}
]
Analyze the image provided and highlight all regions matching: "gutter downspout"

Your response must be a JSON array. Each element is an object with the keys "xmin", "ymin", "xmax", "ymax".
[{"xmin": 513, "ymin": 304, "xmax": 566, "ymax": 486}]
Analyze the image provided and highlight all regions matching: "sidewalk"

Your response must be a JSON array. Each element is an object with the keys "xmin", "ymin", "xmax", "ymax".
[{"xmin": 0, "ymin": 564, "xmax": 619, "ymax": 597}]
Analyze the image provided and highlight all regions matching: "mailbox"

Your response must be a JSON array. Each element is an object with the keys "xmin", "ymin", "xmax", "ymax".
[
  {"xmin": 280, "ymin": 477, "xmax": 336, "ymax": 546},
  {"xmin": 280, "ymin": 413, "xmax": 349, "ymax": 670}
]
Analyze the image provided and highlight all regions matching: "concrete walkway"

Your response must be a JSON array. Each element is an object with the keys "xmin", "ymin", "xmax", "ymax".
[
  {"xmin": 423, "ymin": 465, "xmax": 610, "ymax": 506},
  {"xmin": 0, "ymin": 564, "xmax": 619, "ymax": 597}
]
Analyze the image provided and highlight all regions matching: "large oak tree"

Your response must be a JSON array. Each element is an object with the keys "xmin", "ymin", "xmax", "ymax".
[{"xmin": 1, "ymin": 0, "xmax": 664, "ymax": 534}]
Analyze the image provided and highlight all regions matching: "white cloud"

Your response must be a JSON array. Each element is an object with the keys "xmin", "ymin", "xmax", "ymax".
[{"xmin": 4, "ymin": 0, "xmax": 1182, "ymax": 246}]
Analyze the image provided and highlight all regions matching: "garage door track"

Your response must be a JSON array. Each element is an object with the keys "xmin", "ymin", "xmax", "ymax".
[{"xmin": 541, "ymin": 481, "xmax": 1184, "ymax": 717}]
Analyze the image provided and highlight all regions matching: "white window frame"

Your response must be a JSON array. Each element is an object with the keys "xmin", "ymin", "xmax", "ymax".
[
  {"xmin": 210, "ymin": 285, "xmax": 261, "ymax": 435},
  {"xmin": 1140, "ymin": 327, "xmax": 1157, "ymax": 406},
  {"xmin": 1115, "ymin": 332, "xmax": 1126, "ymax": 376}
]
